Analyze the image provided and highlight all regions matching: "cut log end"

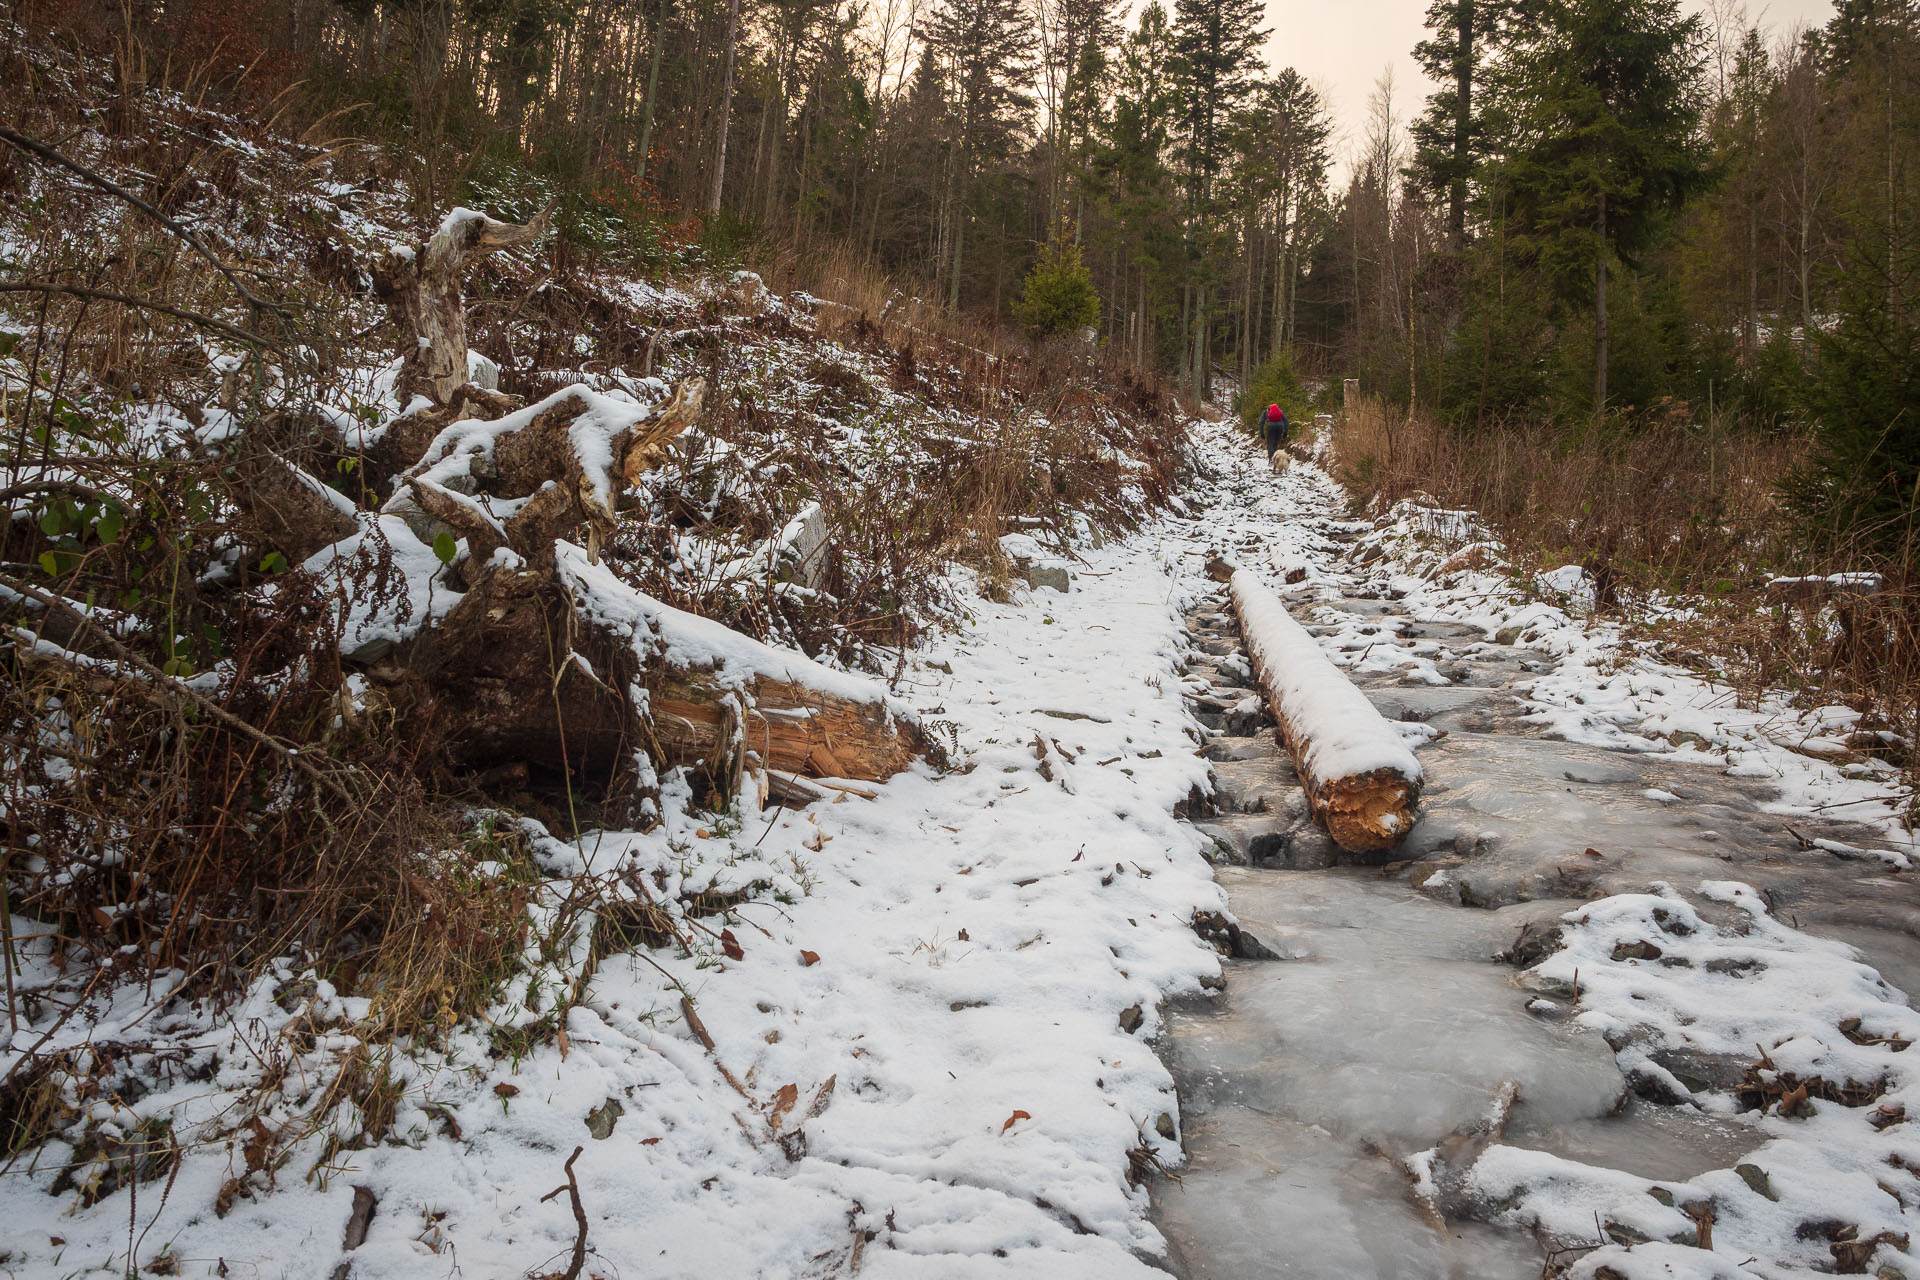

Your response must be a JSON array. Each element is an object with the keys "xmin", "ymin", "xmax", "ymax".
[{"xmin": 1320, "ymin": 771, "xmax": 1423, "ymax": 853}]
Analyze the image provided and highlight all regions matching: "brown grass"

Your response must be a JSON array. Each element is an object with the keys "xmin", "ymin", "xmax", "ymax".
[{"xmin": 1330, "ymin": 397, "xmax": 1920, "ymax": 796}]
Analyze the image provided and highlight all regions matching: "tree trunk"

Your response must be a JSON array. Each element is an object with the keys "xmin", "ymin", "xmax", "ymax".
[
  {"xmin": 1450, "ymin": 0, "xmax": 1473, "ymax": 250},
  {"xmin": 314, "ymin": 207, "xmax": 933, "ymax": 820},
  {"xmin": 1594, "ymin": 191, "xmax": 1609, "ymax": 418},
  {"xmin": 1227, "ymin": 568, "xmax": 1421, "ymax": 852},
  {"xmin": 633, "ymin": 0, "xmax": 669, "ymax": 184},
  {"xmin": 707, "ymin": 0, "xmax": 742, "ymax": 215}
]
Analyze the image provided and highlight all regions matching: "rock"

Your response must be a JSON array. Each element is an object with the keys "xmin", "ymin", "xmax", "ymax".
[
  {"xmin": 1156, "ymin": 1112, "xmax": 1178, "ymax": 1140},
  {"xmin": 1196, "ymin": 814, "xmax": 1290, "ymax": 865},
  {"xmin": 1735, "ymin": 1163, "xmax": 1779, "ymax": 1201},
  {"xmin": 1612, "ymin": 939, "xmax": 1664, "ymax": 962},
  {"xmin": 1209, "ymin": 756, "xmax": 1299, "ymax": 813},
  {"xmin": 1650, "ymin": 1048, "xmax": 1749, "ymax": 1094},
  {"xmin": 1027, "ymin": 563, "xmax": 1072, "ymax": 594},
  {"xmin": 1233, "ymin": 928, "xmax": 1283, "ymax": 960},
  {"xmin": 1205, "ymin": 556, "xmax": 1238, "ymax": 582},
  {"xmin": 1498, "ymin": 918, "xmax": 1566, "ymax": 968},
  {"xmin": 586, "ymin": 1097, "xmax": 625, "ymax": 1139},
  {"xmin": 1494, "ymin": 625, "xmax": 1526, "ymax": 645},
  {"xmin": 1204, "ymin": 735, "xmax": 1282, "ymax": 763},
  {"xmin": 1119, "ymin": 1004, "xmax": 1144, "ymax": 1034},
  {"xmin": 1223, "ymin": 697, "xmax": 1267, "ymax": 736},
  {"xmin": 1411, "ymin": 858, "xmax": 1464, "ymax": 905},
  {"xmin": 727, "ymin": 270, "xmax": 768, "ymax": 314},
  {"xmin": 776, "ymin": 502, "xmax": 832, "ymax": 589},
  {"xmin": 1277, "ymin": 822, "xmax": 1340, "ymax": 869}
]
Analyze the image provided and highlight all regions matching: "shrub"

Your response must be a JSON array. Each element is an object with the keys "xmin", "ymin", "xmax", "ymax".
[
  {"xmin": 1238, "ymin": 347, "xmax": 1308, "ymax": 435},
  {"xmin": 1013, "ymin": 232, "xmax": 1100, "ymax": 339}
]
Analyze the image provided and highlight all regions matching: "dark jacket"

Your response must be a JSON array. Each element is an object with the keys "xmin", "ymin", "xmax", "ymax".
[{"xmin": 1263, "ymin": 409, "xmax": 1288, "ymax": 455}]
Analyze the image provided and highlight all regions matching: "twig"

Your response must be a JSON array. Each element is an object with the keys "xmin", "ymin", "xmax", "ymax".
[
  {"xmin": 538, "ymin": 1146, "xmax": 589, "ymax": 1280},
  {"xmin": 0, "ymin": 127, "xmax": 279, "ymax": 318},
  {"xmin": 0, "ymin": 282, "xmax": 287, "ymax": 353},
  {"xmin": 0, "ymin": 573, "xmax": 361, "ymax": 807}
]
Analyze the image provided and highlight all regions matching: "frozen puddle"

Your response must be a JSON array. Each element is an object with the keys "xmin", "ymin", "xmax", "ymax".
[
  {"xmin": 1154, "ymin": 874, "xmax": 1760, "ymax": 1279},
  {"xmin": 1153, "ymin": 561, "xmax": 1917, "ymax": 1276}
]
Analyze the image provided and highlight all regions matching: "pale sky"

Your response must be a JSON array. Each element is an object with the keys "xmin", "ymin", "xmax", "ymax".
[{"xmin": 1255, "ymin": 0, "xmax": 1842, "ymax": 177}]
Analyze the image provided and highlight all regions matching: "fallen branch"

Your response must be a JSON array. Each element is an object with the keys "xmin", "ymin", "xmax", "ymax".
[
  {"xmin": 0, "ymin": 572, "xmax": 363, "ymax": 808},
  {"xmin": 0, "ymin": 282, "xmax": 288, "ymax": 353},
  {"xmin": 0, "ymin": 127, "xmax": 279, "ymax": 317},
  {"xmin": 537, "ymin": 1146, "xmax": 589, "ymax": 1280}
]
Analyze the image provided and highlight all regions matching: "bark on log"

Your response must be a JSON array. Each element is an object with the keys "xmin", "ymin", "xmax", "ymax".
[
  {"xmin": 1228, "ymin": 568, "xmax": 1422, "ymax": 853},
  {"xmin": 648, "ymin": 667, "xmax": 927, "ymax": 783}
]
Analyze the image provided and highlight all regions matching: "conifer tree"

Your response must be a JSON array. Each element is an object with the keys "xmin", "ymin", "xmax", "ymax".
[
  {"xmin": 1499, "ymin": 0, "xmax": 1710, "ymax": 414},
  {"xmin": 1170, "ymin": 0, "xmax": 1266, "ymax": 394},
  {"xmin": 920, "ymin": 0, "xmax": 1039, "ymax": 305}
]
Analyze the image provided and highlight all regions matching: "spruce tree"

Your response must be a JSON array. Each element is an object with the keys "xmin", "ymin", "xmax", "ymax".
[
  {"xmin": 1499, "ymin": 0, "xmax": 1710, "ymax": 415},
  {"xmin": 920, "ymin": 0, "xmax": 1039, "ymax": 305},
  {"xmin": 1170, "ymin": 0, "xmax": 1266, "ymax": 394},
  {"xmin": 1410, "ymin": 0, "xmax": 1523, "ymax": 249}
]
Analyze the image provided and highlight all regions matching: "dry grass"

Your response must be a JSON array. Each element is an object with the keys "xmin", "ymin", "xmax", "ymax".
[{"xmin": 1330, "ymin": 396, "xmax": 1920, "ymax": 789}]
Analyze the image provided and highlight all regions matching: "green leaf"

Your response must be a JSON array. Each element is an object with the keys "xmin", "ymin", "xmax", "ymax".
[
  {"xmin": 37, "ymin": 550, "xmax": 59, "ymax": 576},
  {"xmin": 39, "ymin": 507, "xmax": 63, "ymax": 537},
  {"xmin": 162, "ymin": 656, "xmax": 194, "ymax": 678},
  {"xmin": 432, "ymin": 530, "xmax": 459, "ymax": 565},
  {"xmin": 122, "ymin": 587, "xmax": 143, "ymax": 609},
  {"xmin": 258, "ymin": 551, "xmax": 289, "ymax": 575},
  {"xmin": 95, "ymin": 506, "xmax": 124, "ymax": 544}
]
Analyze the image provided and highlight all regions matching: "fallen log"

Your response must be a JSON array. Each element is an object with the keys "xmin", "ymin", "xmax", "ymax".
[
  {"xmin": 285, "ymin": 202, "xmax": 934, "ymax": 819},
  {"xmin": 1228, "ymin": 567, "xmax": 1422, "ymax": 853}
]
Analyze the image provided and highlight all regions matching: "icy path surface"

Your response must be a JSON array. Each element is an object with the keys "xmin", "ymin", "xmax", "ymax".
[
  {"xmin": 1151, "ymin": 423, "xmax": 1920, "ymax": 1279},
  {"xmin": 1, "ymin": 530, "xmax": 1227, "ymax": 1278}
]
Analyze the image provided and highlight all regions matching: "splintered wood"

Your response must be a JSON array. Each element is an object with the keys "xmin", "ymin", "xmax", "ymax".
[{"xmin": 1227, "ymin": 568, "xmax": 1423, "ymax": 853}]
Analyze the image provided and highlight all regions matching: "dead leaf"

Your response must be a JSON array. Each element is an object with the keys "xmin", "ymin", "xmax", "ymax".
[
  {"xmin": 1584, "ymin": 847, "xmax": 1604, "ymax": 859},
  {"xmin": 769, "ymin": 1083, "xmax": 800, "ymax": 1133},
  {"xmin": 1000, "ymin": 1109, "xmax": 1031, "ymax": 1135},
  {"xmin": 800, "ymin": 950, "xmax": 821, "ymax": 966},
  {"xmin": 640, "ymin": 1137, "xmax": 661, "ymax": 1145},
  {"xmin": 494, "ymin": 1082, "xmax": 519, "ymax": 1099},
  {"xmin": 556, "ymin": 1026, "xmax": 571, "ymax": 1060},
  {"xmin": 956, "ymin": 928, "xmax": 969, "ymax": 942},
  {"xmin": 806, "ymin": 1075, "xmax": 838, "ymax": 1121},
  {"xmin": 721, "ymin": 929, "xmax": 745, "ymax": 961},
  {"xmin": 696, "ymin": 828, "xmax": 711, "ymax": 839}
]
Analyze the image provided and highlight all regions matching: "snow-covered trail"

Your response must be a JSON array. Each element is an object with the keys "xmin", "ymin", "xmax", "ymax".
[
  {"xmin": 1151, "ymin": 422, "xmax": 1920, "ymax": 1279},
  {"xmin": 1, "ymin": 505, "xmax": 1244, "ymax": 1280}
]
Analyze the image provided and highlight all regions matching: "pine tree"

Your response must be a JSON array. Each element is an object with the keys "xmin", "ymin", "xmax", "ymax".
[
  {"xmin": 920, "ymin": 0, "xmax": 1040, "ymax": 305},
  {"xmin": 1170, "ymin": 0, "xmax": 1266, "ymax": 394},
  {"xmin": 1409, "ymin": 0, "xmax": 1523, "ymax": 249},
  {"xmin": 1499, "ymin": 0, "xmax": 1711, "ymax": 414}
]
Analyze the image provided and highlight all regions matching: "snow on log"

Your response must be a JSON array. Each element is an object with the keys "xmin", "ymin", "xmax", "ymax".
[
  {"xmin": 560, "ymin": 548, "xmax": 932, "ymax": 786},
  {"xmin": 1228, "ymin": 568, "xmax": 1423, "ymax": 853}
]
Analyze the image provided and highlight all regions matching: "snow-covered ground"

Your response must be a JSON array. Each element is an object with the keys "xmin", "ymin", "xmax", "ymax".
[
  {"xmin": 11, "ymin": 410, "xmax": 1920, "ymax": 1280},
  {"xmin": 1, "ymin": 514, "xmax": 1230, "ymax": 1278}
]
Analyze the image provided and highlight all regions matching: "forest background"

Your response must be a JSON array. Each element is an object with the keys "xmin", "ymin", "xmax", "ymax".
[{"xmin": 12, "ymin": 0, "xmax": 1920, "ymax": 674}]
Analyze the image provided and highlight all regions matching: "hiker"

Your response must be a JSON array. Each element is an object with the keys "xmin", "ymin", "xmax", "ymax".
[{"xmin": 1263, "ymin": 403, "xmax": 1289, "ymax": 462}]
